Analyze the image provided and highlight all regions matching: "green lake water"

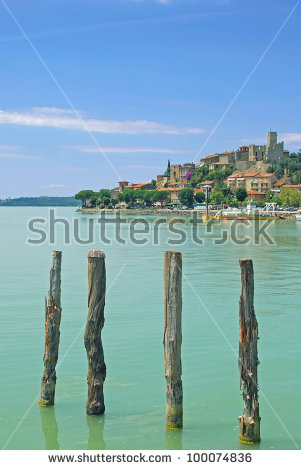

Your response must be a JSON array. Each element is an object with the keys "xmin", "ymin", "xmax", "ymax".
[{"xmin": 0, "ymin": 207, "xmax": 301, "ymax": 450}]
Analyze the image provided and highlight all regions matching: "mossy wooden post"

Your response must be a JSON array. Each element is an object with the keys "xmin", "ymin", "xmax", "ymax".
[
  {"xmin": 84, "ymin": 250, "xmax": 106, "ymax": 415},
  {"xmin": 39, "ymin": 251, "xmax": 62, "ymax": 406},
  {"xmin": 163, "ymin": 251, "xmax": 183, "ymax": 429},
  {"xmin": 238, "ymin": 258, "xmax": 260, "ymax": 444}
]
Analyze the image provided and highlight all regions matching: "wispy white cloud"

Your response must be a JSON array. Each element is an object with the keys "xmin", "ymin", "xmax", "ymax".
[
  {"xmin": 0, "ymin": 107, "xmax": 205, "ymax": 135},
  {"xmin": 0, "ymin": 10, "xmax": 234, "ymax": 45},
  {"xmin": 280, "ymin": 133, "xmax": 301, "ymax": 149},
  {"xmin": 0, "ymin": 152, "xmax": 41, "ymax": 160},
  {"xmin": 0, "ymin": 144, "xmax": 20, "ymax": 151},
  {"xmin": 32, "ymin": 107, "xmax": 76, "ymax": 115},
  {"xmin": 63, "ymin": 145, "xmax": 194, "ymax": 154}
]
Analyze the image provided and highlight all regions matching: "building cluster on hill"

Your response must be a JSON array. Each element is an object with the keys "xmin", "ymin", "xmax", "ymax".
[
  {"xmin": 110, "ymin": 131, "xmax": 292, "ymax": 205},
  {"xmin": 199, "ymin": 131, "xmax": 288, "ymax": 167}
]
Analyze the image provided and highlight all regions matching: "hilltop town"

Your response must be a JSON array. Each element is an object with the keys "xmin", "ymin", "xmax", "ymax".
[{"xmin": 76, "ymin": 131, "xmax": 301, "ymax": 210}]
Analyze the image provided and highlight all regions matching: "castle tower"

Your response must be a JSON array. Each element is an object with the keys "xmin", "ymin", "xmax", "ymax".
[
  {"xmin": 267, "ymin": 131, "xmax": 277, "ymax": 147},
  {"xmin": 264, "ymin": 131, "xmax": 283, "ymax": 162}
]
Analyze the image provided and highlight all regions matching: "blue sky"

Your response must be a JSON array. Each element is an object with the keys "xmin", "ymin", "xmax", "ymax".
[{"xmin": 0, "ymin": 0, "xmax": 300, "ymax": 197}]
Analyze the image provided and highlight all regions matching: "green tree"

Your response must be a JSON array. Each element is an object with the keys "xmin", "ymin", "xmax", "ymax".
[
  {"xmin": 274, "ymin": 167, "xmax": 283, "ymax": 179},
  {"xmin": 164, "ymin": 160, "xmax": 171, "ymax": 177},
  {"xmin": 190, "ymin": 166, "xmax": 209, "ymax": 187},
  {"xmin": 210, "ymin": 184, "xmax": 224, "ymax": 204},
  {"xmin": 264, "ymin": 190, "xmax": 274, "ymax": 202},
  {"xmin": 98, "ymin": 189, "xmax": 111, "ymax": 203},
  {"xmin": 75, "ymin": 190, "xmax": 94, "ymax": 207},
  {"xmin": 280, "ymin": 187, "xmax": 301, "ymax": 207},
  {"xmin": 122, "ymin": 188, "xmax": 136, "ymax": 207},
  {"xmin": 224, "ymin": 195, "xmax": 233, "ymax": 206},
  {"xmin": 134, "ymin": 188, "xmax": 144, "ymax": 205},
  {"xmin": 294, "ymin": 172, "xmax": 301, "ymax": 184},
  {"xmin": 142, "ymin": 190, "xmax": 153, "ymax": 206},
  {"xmin": 207, "ymin": 171, "xmax": 216, "ymax": 181},
  {"xmin": 194, "ymin": 191, "xmax": 205, "ymax": 203},
  {"xmin": 235, "ymin": 187, "xmax": 248, "ymax": 202},
  {"xmin": 272, "ymin": 194, "xmax": 282, "ymax": 205},
  {"xmin": 156, "ymin": 190, "xmax": 169, "ymax": 207},
  {"xmin": 89, "ymin": 193, "xmax": 99, "ymax": 207},
  {"xmin": 221, "ymin": 184, "xmax": 232, "ymax": 198},
  {"xmin": 267, "ymin": 155, "xmax": 301, "ymax": 180},
  {"xmin": 150, "ymin": 190, "xmax": 160, "ymax": 205},
  {"xmin": 178, "ymin": 187, "xmax": 194, "ymax": 208},
  {"xmin": 102, "ymin": 196, "xmax": 111, "ymax": 207}
]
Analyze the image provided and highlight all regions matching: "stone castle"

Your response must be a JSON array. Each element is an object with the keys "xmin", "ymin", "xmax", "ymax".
[
  {"xmin": 155, "ymin": 131, "xmax": 288, "ymax": 189},
  {"xmin": 200, "ymin": 131, "xmax": 288, "ymax": 168}
]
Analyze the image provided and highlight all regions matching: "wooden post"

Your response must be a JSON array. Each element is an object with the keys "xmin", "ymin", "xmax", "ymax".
[
  {"xmin": 38, "ymin": 251, "xmax": 62, "ymax": 406},
  {"xmin": 238, "ymin": 258, "xmax": 260, "ymax": 444},
  {"xmin": 163, "ymin": 251, "xmax": 183, "ymax": 429},
  {"xmin": 84, "ymin": 250, "xmax": 106, "ymax": 415}
]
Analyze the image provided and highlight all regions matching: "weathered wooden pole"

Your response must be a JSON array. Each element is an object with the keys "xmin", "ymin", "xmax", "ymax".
[
  {"xmin": 163, "ymin": 251, "xmax": 183, "ymax": 429},
  {"xmin": 38, "ymin": 251, "xmax": 62, "ymax": 406},
  {"xmin": 84, "ymin": 250, "xmax": 106, "ymax": 415},
  {"xmin": 238, "ymin": 258, "xmax": 260, "ymax": 444}
]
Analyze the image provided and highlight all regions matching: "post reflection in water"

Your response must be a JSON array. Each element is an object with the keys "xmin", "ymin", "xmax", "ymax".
[
  {"xmin": 165, "ymin": 428, "xmax": 182, "ymax": 450},
  {"xmin": 86, "ymin": 415, "xmax": 106, "ymax": 450},
  {"xmin": 40, "ymin": 406, "xmax": 59, "ymax": 450}
]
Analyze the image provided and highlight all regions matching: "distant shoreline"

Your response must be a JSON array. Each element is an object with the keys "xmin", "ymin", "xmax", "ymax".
[
  {"xmin": 0, "ymin": 196, "xmax": 78, "ymax": 207},
  {"xmin": 0, "ymin": 204, "xmax": 79, "ymax": 207}
]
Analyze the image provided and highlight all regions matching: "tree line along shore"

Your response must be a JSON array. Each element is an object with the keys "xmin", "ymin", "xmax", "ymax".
[{"xmin": 0, "ymin": 196, "xmax": 78, "ymax": 207}]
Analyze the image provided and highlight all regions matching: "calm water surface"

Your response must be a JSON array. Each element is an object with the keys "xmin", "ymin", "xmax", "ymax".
[{"xmin": 0, "ymin": 207, "xmax": 301, "ymax": 450}]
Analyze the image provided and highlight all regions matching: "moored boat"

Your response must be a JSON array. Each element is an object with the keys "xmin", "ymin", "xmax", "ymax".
[
  {"xmin": 215, "ymin": 201, "xmax": 279, "ymax": 220},
  {"xmin": 295, "ymin": 208, "xmax": 301, "ymax": 221}
]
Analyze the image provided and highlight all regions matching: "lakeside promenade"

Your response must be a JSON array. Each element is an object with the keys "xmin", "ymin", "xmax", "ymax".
[{"xmin": 77, "ymin": 208, "xmax": 297, "ymax": 218}]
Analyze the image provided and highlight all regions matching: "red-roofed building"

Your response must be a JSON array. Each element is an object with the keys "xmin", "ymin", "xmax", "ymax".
[
  {"xmin": 282, "ymin": 184, "xmax": 301, "ymax": 192},
  {"xmin": 226, "ymin": 172, "xmax": 276, "ymax": 197},
  {"xmin": 158, "ymin": 185, "xmax": 214, "ymax": 206},
  {"xmin": 196, "ymin": 180, "xmax": 215, "ymax": 195},
  {"xmin": 246, "ymin": 191, "xmax": 266, "ymax": 201},
  {"xmin": 158, "ymin": 187, "xmax": 183, "ymax": 205},
  {"xmin": 118, "ymin": 181, "xmax": 156, "ymax": 192},
  {"xmin": 208, "ymin": 162, "xmax": 231, "ymax": 171},
  {"xmin": 168, "ymin": 181, "xmax": 191, "ymax": 188},
  {"xmin": 200, "ymin": 151, "xmax": 236, "ymax": 166},
  {"xmin": 271, "ymin": 180, "xmax": 285, "ymax": 194}
]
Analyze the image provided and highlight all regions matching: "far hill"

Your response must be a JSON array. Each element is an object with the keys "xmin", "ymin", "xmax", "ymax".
[{"xmin": 0, "ymin": 196, "xmax": 79, "ymax": 207}]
